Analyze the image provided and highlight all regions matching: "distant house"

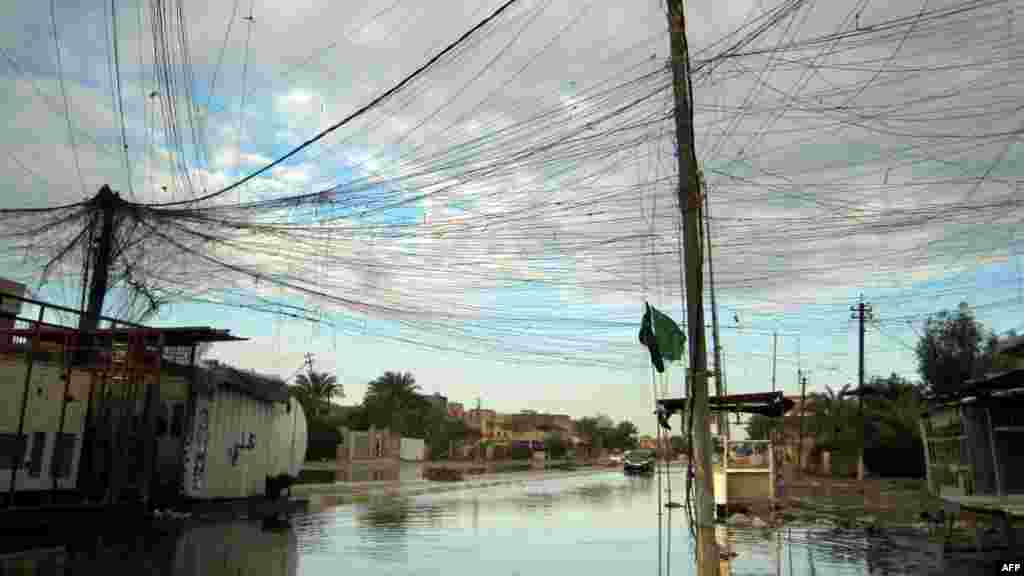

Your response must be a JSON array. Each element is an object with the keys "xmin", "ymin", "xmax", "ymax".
[
  {"xmin": 779, "ymin": 395, "xmax": 821, "ymax": 473},
  {"xmin": 447, "ymin": 402, "xmax": 465, "ymax": 420}
]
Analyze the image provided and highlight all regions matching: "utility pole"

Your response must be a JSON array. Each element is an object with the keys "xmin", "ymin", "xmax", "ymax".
[
  {"xmin": 771, "ymin": 331, "xmax": 778, "ymax": 393},
  {"xmin": 666, "ymin": 0, "xmax": 719, "ymax": 573},
  {"xmin": 79, "ymin": 186, "xmax": 119, "ymax": 332},
  {"xmin": 851, "ymin": 295, "xmax": 873, "ymax": 481},
  {"xmin": 704, "ymin": 177, "xmax": 727, "ymax": 440},
  {"xmin": 798, "ymin": 371, "xmax": 807, "ymax": 477}
]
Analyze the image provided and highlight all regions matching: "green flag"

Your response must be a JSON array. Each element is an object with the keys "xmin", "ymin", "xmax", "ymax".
[{"xmin": 650, "ymin": 305, "xmax": 686, "ymax": 362}]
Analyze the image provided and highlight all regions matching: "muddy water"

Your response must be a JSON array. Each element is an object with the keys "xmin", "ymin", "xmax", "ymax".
[{"xmin": 0, "ymin": 471, "xmax": 1016, "ymax": 575}]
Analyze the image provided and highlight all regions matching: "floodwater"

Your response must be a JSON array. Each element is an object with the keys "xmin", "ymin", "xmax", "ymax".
[{"xmin": 0, "ymin": 471, "xmax": 1016, "ymax": 575}]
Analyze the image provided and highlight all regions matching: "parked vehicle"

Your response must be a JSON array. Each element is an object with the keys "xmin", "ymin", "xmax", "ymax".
[{"xmin": 623, "ymin": 449, "xmax": 655, "ymax": 475}]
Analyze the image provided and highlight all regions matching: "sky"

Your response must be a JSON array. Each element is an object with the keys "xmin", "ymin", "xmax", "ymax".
[{"xmin": 1, "ymin": 0, "xmax": 1023, "ymax": 437}]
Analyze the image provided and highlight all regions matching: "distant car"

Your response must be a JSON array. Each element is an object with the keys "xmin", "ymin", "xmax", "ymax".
[{"xmin": 623, "ymin": 449, "xmax": 655, "ymax": 475}]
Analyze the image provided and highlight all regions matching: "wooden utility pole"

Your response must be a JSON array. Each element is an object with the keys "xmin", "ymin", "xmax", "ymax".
[
  {"xmin": 704, "ymin": 178, "xmax": 727, "ymax": 439},
  {"xmin": 80, "ymin": 186, "xmax": 119, "ymax": 332},
  {"xmin": 798, "ymin": 371, "xmax": 807, "ymax": 476},
  {"xmin": 851, "ymin": 295, "xmax": 873, "ymax": 481},
  {"xmin": 771, "ymin": 331, "xmax": 778, "ymax": 393},
  {"xmin": 666, "ymin": 1, "xmax": 719, "ymax": 573}
]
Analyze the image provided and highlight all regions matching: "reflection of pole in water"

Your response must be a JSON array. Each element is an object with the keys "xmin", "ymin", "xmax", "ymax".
[
  {"xmin": 776, "ymin": 527, "xmax": 782, "ymax": 576},
  {"xmin": 473, "ymin": 498, "xmax": 479, "ymax": 536}
]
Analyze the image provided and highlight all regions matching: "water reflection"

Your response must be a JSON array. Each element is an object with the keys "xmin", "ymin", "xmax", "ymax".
[
  {"xmin": 0, "ymin": 521, "xmax": 298, "ymax": 576},
  {"xmin": 1, "ymin": 471, "xmax": 1013, "ymax": 575}
]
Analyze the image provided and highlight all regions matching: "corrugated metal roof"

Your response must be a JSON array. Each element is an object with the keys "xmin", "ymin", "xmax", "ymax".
[{"xmin": 196, "ymin": 364, "xmax": 290, "ymax": 403}]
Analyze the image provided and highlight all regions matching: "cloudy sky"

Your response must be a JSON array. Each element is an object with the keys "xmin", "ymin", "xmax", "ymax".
[{"xmin": 1, "ymin": 0, "xmax": 1022, "ymax": 436}]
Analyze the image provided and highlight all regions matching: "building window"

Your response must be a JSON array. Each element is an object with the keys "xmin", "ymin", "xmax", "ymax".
[
  {"xmin": 28, "ymin": 432, "xmax": 46, "ymax": 477},
  {"xmin": 52, "ymin": 434, "xmax": 76, "ymax": 479},
  {"xmin": 171, "ymin": 404, "xmax": 186, "ymax": 438},
  {"xmin": 0, "ymin": 433, "xmax": 27, "ymax": 470}
]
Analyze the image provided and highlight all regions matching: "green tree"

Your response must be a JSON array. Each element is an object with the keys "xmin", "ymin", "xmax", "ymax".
[
  {"xmin": 745, "ymin": 414, "xmax": 776, "ymax": 441},
  {"xmin": 915, "ymin": 304, "xmax": 1000, "ymax": 396},
  {"xmin": 809, "ymin": 385, "xmax": 860, "ymax": 452},
  {"xmin": 607, "ymin": 420, "xmax": 639, "ymax": 451},
  {"xmin": 544, "ymin": 433, "xmax": 568, "ymax": 459},
  {"xmin": 363, "ymin": 371, "xmax": 429, "ymax": 435},
  {"xmin": 669, "ymin": 435, "xmax": 686, "ymax": 455},
  {"xmin": 861, "ymin": 373, "xmax": 924, "ymax": 447},
  {"xmin": 291, "ymin": 370, "xmax": 342, "ymax": 419},
  {"xmin": 425, "ymin": 411, "xmax": 472, "ymax": 461}
]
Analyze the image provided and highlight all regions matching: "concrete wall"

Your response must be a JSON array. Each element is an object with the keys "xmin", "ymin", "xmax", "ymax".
[
  {"xmin": 337, "ymin": 427, "xmax": 400, "ymax": 463},
  {"xmin": 400, "ymin": 437, "xmax": 425, "ymax": 462},
  {"xmin": 727, "ymin": 471, "xmax": 773, "ymax": 503},
  {"xmin": 0, "ymin": 356, "xmax": 89, "ymax": 492}
]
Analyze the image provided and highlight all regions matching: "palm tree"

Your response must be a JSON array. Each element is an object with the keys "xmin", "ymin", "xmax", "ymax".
[
  {"xmin": 364, "ymin": 371, "xmax": 428, "ymax": 435},
  {"xmin": 292, "ymin": 371, "xmax": 342, "ymax": 419}
]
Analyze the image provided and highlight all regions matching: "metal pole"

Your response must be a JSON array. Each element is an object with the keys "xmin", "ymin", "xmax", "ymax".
[
  {"xmin": 666, "ymin": 0, "xmax": 718, "ymax": 571},
  {"xmin": 8, "ymin": 304, "xmax": 45, "ymax": 506},
  {"xmin": 52, "ymin": 331, "xmax": 75, "ymax": 498}
]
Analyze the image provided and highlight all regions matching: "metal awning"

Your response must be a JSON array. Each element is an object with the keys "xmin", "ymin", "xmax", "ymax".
[
  {"xmin": 655, "ymin": 392, "xmax": 793, "ymax": 430},
  {"xmin": 923, "ymin": 368, "xmax": 1024, "ymax": 412}
]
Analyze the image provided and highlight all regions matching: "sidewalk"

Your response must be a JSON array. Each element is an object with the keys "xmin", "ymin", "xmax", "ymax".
[{"xmin": 291, "ymin": 467, "xmax": 609, "ymax": 501}]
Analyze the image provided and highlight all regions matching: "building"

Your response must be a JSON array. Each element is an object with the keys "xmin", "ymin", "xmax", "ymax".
[
  {"xmin": 447, "ymin": 402, "xmax": 465, "ymax": 420},
  {"xmin": 921, "ymin": 368, "xmax": 1024, "ymax": 498},
  {"xmin": 0, "ymin": 278, "xmax": 27, "ymax": 339},
  {"xmin": 0, "ymin": 289, "xmax": 307, "ymax": 507},
  {"xmin": 335, "ymin": 426, "xmax": 402, "ymax": 481},
  {"xmin": 464, "ymin": 409, "xmax": 497, "ymax": 438}
]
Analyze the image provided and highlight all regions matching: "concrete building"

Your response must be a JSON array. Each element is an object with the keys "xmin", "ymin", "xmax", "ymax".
[
  {"xmin": 0, "ymin": 289, "xmax": 307, "ymax": 507},
  {"xmin": 336, "ymin": 426, "xmax": 401, "ymax": 481},
  {"xmin": 447, "ymin": 402, "xmax": 465, "ymax": 420},
  {"xmin": 464, "ymin": 409, "xmax": 497, "ymax": 438}
]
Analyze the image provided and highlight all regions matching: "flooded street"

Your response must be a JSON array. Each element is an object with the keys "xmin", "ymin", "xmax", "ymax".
[{"xmin": 1, "ymin": 471, "xmax": 1013, "ymax": 575}]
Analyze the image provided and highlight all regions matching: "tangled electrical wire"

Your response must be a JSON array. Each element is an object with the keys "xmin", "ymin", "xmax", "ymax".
[{"xmin": 1, "ymin": 0, "xmax": 1022, "ymax": 368}]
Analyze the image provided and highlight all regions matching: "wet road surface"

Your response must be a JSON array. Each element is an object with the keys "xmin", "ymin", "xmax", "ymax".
[{"xmin": 1, "ymin": 471, "xmax": 1017, "ymax": 575}]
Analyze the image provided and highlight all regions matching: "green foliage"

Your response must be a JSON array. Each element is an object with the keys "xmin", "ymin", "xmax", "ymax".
[
  {"xmin": 363, "ymin": 371, "xmax": 430, "ymax": 436},
  {"xmin": 305, "ymin": 419, "xmax": 342, "ymax": 461},
  {"xmin": 915, "ymin": 305, "xmax": 1000, "ymax": 396},
  {"xmin": 426, "ymin": 413, "xmax": 472, "ymax": 461},
  {"xmin": 295, "ymin": 468, "xmax": 335, "ymax": 485},
  {"xmin": 745, "ymin": 414, "xmax": 776, "ymax": 441},
  {"xmin": 508, "ymin": 444, "xmax": 532, "ymax": 460},
  {"xmin": 544, "ymin": 433, "xmax": 568, "ymax": 459},
  {"xmin": 669, "ymin": 435, "xmax": 686, "ymax": 455},
  {"xmin": 574, "ymin": 415, "xmax": 637, "ymax": 452},
  {"xmin": 862, "ymin": 373, "xmax": 923, "ymax": 447},
  {"xmin": 291, "ymin": 370, "xmax": 342, "ymax": 419}
]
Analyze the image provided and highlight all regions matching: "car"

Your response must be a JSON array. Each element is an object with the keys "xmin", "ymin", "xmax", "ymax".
[{"xmin": 623, "ymin": 449, "xmax": 655, "ymax": 475}]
